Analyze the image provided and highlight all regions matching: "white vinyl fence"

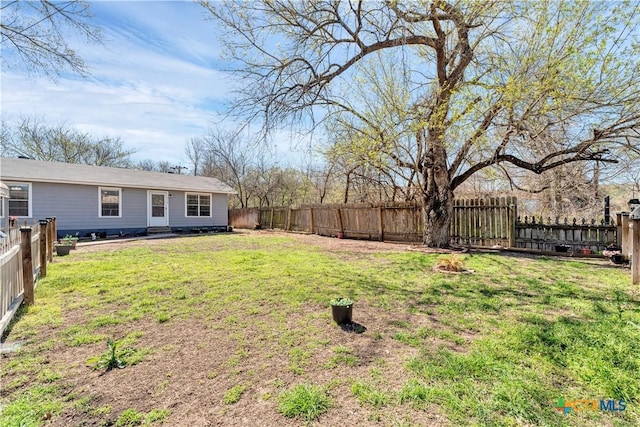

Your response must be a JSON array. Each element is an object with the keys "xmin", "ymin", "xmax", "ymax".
[{"xmin": 0, "ymin": 222, "xmax": 44, "ymax": 337}]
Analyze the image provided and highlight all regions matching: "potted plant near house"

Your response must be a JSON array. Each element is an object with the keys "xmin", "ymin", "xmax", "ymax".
[
  {"xmin": 330, "ymin": 297, "xmax": 354, "ymax": 325},
  {"xmin": 60, "ymin": 234, "xmax": 79, "ymax": 249},
  {"xmin": 54, "ymin": 239, "xmax": 73, "ymax": 256}
]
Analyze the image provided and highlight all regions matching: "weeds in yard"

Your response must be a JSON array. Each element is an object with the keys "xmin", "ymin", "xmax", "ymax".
[
  {"xmin": 615, "ymin": 289, "xmax": 627, "ymax": 321},
  {"xmin": 222, "ymin": 384, "xmax": 246, "ymax": 404},
  {"xmin": 278, "ymin": 384, "xmax": 332, "ymax": 422},
  {"xmin": 351, "ymin": 380, "xmax": 391, "ymax": 408},
  {"xmin": 156, "ymin": 313, "xmax": 170, "ymax": 323},
  {"xmin": 115, "ymin": 408, "xmax": 143, "ymax": 426},
  {"xmin": 398, "ymin": 379, "xmax": 431, "ymax": 408},
  {"xmin": 145, "ymin": 409, "xmax": 170, "ymax": 423},
  {"xmin": 0, "ymin": 384, "xmax": 63, "ymax": 426},
  {"xmin": 324, "ymin": 346, "xmax": 359, "ymax": 368},
  {"xmin": 2, "ymin": 234, "xmax": 639, "ymax": 426},
  {"xmin": 115, "ymin": 408, "xmax": 169, "ymax": 426},
  {"xmin": 288, "ymin": 347, "xmax": 312, "ymax": 375},
  {"xmin": 89, "ymin": 338, "xmax": 136, "ymax": 371}
]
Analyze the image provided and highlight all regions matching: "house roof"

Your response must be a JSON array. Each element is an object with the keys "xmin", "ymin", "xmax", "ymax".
[{"xmin": 0, "ymin": 157, "xmax": 236, "ymax": 194}]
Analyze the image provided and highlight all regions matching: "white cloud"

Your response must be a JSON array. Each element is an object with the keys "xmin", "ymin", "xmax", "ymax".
[
  {"xmin": 1, "ymin": 0, "xmax": 313, "ymax": 168},
  {"xmin": 1, "ymin": 0, "xmax": 234, "ymax": 165}
]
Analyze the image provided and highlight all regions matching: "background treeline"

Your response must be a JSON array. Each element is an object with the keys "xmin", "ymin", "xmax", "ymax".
[{"xmin": 2, "ymin": 116, "xmax": 639, "ymax": 219}]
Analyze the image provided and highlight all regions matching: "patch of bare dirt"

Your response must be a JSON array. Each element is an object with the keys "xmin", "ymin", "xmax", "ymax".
[
  {"xmin": 38, "ymin": 300, "xmax": 453, "ymax": 427},
  {"xmin": 6, "ymin": 231, "xmax": 507, "ymax": 426}
]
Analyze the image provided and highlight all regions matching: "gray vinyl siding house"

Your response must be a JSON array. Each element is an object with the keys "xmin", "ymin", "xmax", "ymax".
[{"xmin": 0, "ymin": 157, "xmax": 235, "ymax": 238}]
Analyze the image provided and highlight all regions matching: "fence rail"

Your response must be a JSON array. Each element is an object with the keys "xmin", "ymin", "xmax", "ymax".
[
  {"xmin": 229, "ymin": 198, "xmax": 518, "ymax": 247},
  {"xmin": 229, "ymin": 198, "xmax": 622, "ymax": 254},
  {"xmin": 0, "ymin": 228, "xmax": 23, "ymax": 336},
  {"xmin": 515, "ymin": 217, "xmax": 617, "ymax": 252},
  {"xmin": 0, "ymin": 218, "xmax": 55, "ymax": 337},
  {"xmin": 451, "ymin": 197, "xmax": 516, "ymax": 247}
]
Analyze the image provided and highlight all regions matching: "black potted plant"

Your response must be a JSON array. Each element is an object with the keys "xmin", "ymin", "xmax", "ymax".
[
  {"xmin": 60, "ymin": 234, "xmax": 79, "ymax": 249},
  {"xmin": 54, "ymin": 240, "xmax": 73, "ymax": 256},
  {"xmin": 330, "ymin": 297, "xmax": 353, "ymax": 325}
]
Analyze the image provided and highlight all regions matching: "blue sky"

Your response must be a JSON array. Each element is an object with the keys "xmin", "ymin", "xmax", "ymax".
[{"xmin": 2, "ymin": 0, "xmax": 307, "ymax": 165}]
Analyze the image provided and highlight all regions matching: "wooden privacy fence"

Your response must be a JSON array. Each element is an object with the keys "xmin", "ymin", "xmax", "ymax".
[
  {"xmin": 0, "ymin": 218, "xmax": 56, "ymax": 336},
  {"xmin": 514, "ymin": 216, "xmax": 617, "ymax": 252},
  {"xmin": 229, "ymin": 197, "xmax": 518, "ymax": 246},
  {"xmin": 450, "ymin": 197, "xmax": 516, "ymax": 247}
]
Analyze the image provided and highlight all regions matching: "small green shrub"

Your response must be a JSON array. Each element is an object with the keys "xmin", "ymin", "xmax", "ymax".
[
  {"xmin": 223, "ymin": 384, "xmax": 246, "ymax": 404},
  {"xmin": 156, "ymin": 313, "xmax": 170, "ymax": 323},
  {"xmin": 116, "ymin": 408, "xmax": 143, "ymax": 426},
  {"xmin": 278, "ymin": 384, "xmax": 331, "ymax": 422},
  {"xmin": 89, "ymin": 338, "xmax": 137, "ymax": 371},
  {"xmin": 145, "ymin": 408, "xmax": 170, "ymax": 423},
  {"xmin": 330, "ymin": 297, "xmax": 353, "ymax": 306}
]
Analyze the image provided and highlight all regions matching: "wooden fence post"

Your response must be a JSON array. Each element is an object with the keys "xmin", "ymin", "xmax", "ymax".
[
  {"xmin": 46, "ymin": 217, "xmax": 55, "ymax": 262},
  {"xmin": 269, "ymin": 208, "xmax": 274, "ymax": 229},
  {"xmin": 632, "ymin": 218, "xmax": 640, "ymax": 285},
  {"xmin": 336, "ymin": 208, "xmax": 344, "ymax": 237},
  {"xmin": 21, "ymin": 227, "xmax": 35, "ymax": 305},
  {"xmin": 616, "ymin": 213, "xmax": 623, "ymax": 246},
  {"xmin": 621, "ymin": 213, "xmax": 630, "ymax": 257},
  {"xmin": 39, "ymin": 220, "xmax": 48, "ymax": 278},
  {"xmin": 508, "ymin": 199, "xmax": 517, "ymax": 248},
  {"xmin": 286, "ymin": 207, "xmax": 292, "ymax": 231},
  {"xmin": 309, "ymin": 208, "xmax": 314, "ymax": 234},
  {"xmin": 378, "ymin": 207, "xmax": 384, "ymax": 242}
]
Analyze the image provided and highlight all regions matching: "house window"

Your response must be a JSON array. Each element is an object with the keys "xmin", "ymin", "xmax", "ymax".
[
  {"xmin": 8, "ymin": 183, "xmax": 31, "ymax": 217},
  {"xmin": 99, "ymin": 187, "xmax": 121, "ymax": 217},
  {"xmin": 186, "ymin": 193, "xmax": 211, "ymax": 217}
]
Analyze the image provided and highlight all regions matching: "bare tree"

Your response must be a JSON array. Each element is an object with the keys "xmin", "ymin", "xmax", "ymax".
[
  {"xmin": 1, "ymin": 0, "xmax": 101, "ymax": 78},
  {"xmin": 185, "ymin": 138, "xmax": 205, "ymax": 176},
  {"xmin": 1, "ymin": 117, "xmax": 134, "ymax": 167},
  {"xmin": 190, "ymin": 129, "xmax": 264, "ymax": 208},
  {"xmin": 132, "ymin": 159, "xmax": 181, "ymax": 173},
  {"xmin": 202, "ymin": 0, "xmax": 640, "ymax": 247}
]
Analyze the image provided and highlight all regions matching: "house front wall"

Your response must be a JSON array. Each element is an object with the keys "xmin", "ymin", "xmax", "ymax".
[
  {"xmin": 4, "ymin": 181, "xmax": 229, "ymax": 237},
  {"xmin": 168, "ymin": 192, "xmax": 228, "ymax": 228}
]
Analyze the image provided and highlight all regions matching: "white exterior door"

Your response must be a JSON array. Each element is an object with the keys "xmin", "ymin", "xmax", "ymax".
[{"xmin": 148, "ymin": 191, "xmax": 169, "ymax": 227}]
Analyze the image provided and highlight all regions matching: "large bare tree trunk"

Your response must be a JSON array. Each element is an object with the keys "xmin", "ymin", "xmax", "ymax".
[
  {"xmin": 421, "ymin": 138, "xmax": 454, "ymax": 247},
  {"xmin": 422, "ymin": 194, "xmax": 453, "ymax": 247}
]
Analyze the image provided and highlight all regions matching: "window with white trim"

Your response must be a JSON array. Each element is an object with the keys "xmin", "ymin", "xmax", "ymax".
[
  {"xmin": 0, "ymin": 197, "xmax": 4, "ymax": 218},
  {"xmin": 186, "ymin": 193, "xmax": 211, "ymax": 217},
  {"xmin": 99, "ymin": 187, "xmax": 122, "ymax": 217},
  {"xmin": 8, "ymin": 183, "xmax": 31, "ymax": 217}
]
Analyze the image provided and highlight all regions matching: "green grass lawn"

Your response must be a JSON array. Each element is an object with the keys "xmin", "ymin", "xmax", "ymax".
[{"xmin": 1, "ymin": 232, "xmax": 639, "ymax": 426}]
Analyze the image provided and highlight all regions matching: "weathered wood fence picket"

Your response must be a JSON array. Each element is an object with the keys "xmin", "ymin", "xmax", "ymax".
[
  {"xmin": 0, "ymin": 218, "xmax": 56, "ymax": 336},
  {"xmin": 514, "ymin": 216, "xmax": 617, "ymax": 252},
  {"xmin": 229, "ymin": 198, "xmax": 518, "ymax": 247},
  {"xmin": 229, "ymin": 198, "xmax": 624, "ymax": 254}
]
